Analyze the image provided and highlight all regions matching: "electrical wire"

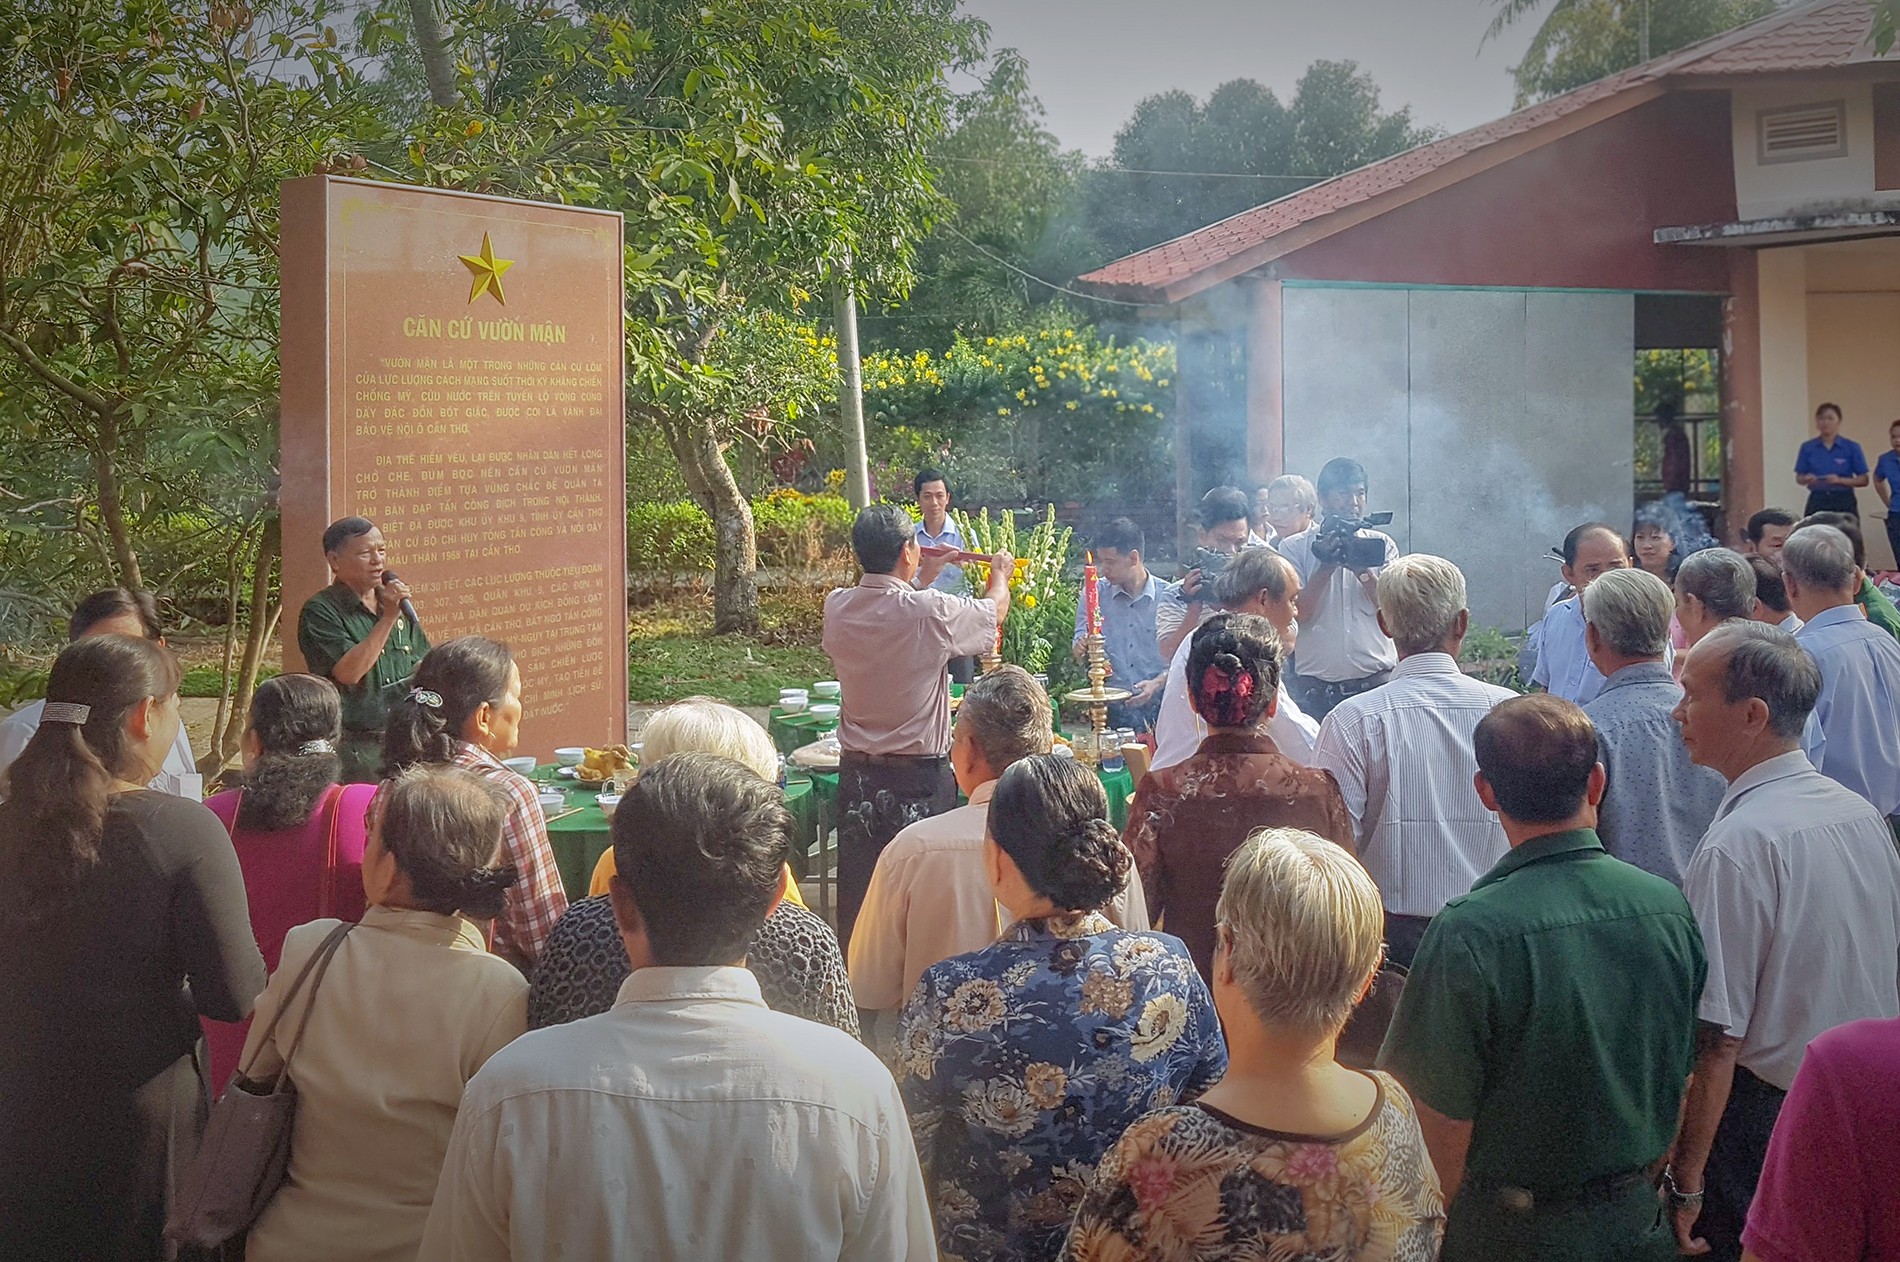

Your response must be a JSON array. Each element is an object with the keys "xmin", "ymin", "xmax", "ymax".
[
  {"xmin": 939, "ymin": 225, "xmax": 1151, "ymax": 308},
  {"xmin": 934, "ymin": 154, "xmax": 1333, "ymax": 182}
]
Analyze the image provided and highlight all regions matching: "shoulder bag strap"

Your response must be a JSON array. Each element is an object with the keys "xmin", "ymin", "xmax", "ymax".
[
  {"xmin": 220, "ymin": 789, "xmax": 243, "ymax": 839},
  {"xmin": 233, "ymin": 920, "xmax": 352, "ymax": 1087},
  {"xmin": 316, "ymin": 784, "xmax": 345, "ymax": 921},
  {"xmin": 267, "ymin": 921, "xmax": 355, "ymax": 1095}
]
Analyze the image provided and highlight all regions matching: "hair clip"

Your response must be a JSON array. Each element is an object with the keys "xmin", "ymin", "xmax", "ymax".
[
  {"xmin": 40, "ymin": 701, "xmax": 91, "ymax": 725},
  {"xmin": 297, "ymin": 738, "xmax": 336, "ymax": 756},
  {"xmin": 409, "ymin": 689, "xmax": 443, "ymax": 709}
]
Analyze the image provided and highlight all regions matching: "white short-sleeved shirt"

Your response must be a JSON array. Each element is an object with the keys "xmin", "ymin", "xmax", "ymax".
[
  {"xmin": 1683, "ymin": 751, "xmax": 1900, "ymax": 1089},
  {"xmin": 0, "ymin": 700, "xmax": 200, "ymax": 799},
  {"xmin": 1276, "ymin": 527, "xmax": 1399, "ymax": 683},
  {"xmin": 1152, "ymin": 629, "xmax": 1318, "ymax": 774}
]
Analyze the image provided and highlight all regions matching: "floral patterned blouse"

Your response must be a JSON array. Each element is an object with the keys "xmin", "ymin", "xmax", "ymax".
[
  {"xmin": 1062, "ymin": 1072, "xmax": 1446, "ymax": 1262},
  {"xmin": 895, "ymin": 912, "xmax": 1227, "ymax": 1262}
]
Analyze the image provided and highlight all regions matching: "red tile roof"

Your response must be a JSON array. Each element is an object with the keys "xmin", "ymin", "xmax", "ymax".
[{"xmin": 1078, "ymin": 0, "xmax": 1882, "ymax": 304}]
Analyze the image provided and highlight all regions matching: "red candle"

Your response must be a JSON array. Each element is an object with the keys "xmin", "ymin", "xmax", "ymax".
[{"xmin": 1083, "ymin": 552, "xmax": 1101, "ymax": 637}]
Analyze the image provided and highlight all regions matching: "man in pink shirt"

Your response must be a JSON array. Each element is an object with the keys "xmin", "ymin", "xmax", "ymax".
[
  {"xmin": 1741, "ymin": 1016, "xmax": 1900, "ymax": 1262},
  {"xmin": 822, "ymin": 506, "xmax": 1011, "ymax": 947}
]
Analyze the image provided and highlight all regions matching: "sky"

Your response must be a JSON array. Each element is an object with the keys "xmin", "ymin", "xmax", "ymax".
[{"xmin": 954, "ymin": 0, "xmax": 1543, "ymax": 158}]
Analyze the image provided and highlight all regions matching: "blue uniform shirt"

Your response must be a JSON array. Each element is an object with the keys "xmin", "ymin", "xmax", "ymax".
[
  {"xmin": 1874, "ymin": 449, "xmax": 1900, "ymax": 491},
  {"xmin": 1795, "ymin": 436, "xmax": 1868, "ymax": 483}
]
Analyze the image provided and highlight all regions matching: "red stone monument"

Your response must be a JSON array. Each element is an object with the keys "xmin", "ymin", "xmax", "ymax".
[{"xmin": 280, "ymin": 177, "xmax": 628, "ymax": 760}]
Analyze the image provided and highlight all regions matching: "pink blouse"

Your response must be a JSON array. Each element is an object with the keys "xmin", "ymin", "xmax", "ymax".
[{"xmin": 200, "ymin": 782, "xmax": 376, "ymax": 1087}]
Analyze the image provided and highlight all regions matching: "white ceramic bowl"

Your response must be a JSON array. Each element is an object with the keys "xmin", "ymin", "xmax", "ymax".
[
  {"xmin": 811, "ymin": 680, "xmax": 841, "ymax": 699},
  {"xmin": 809, "ymin": 702, "xmax": 841, "ymax": 722},
  {"xmin": 503, "ymin": 756, "xmax": 537, "ymax": 775},
  {"xmin": 554, "ymin": 746, "xmax": 586, "ymax": 767},
  {"xmin": 779, "ymin": 695, "xmax": 808, "ymax": 714},
  {"xmin": 596, "ymin": 792, "xmax": 623, "ymax": 811}
]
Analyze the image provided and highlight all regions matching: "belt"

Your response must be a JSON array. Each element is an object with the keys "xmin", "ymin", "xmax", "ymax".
[
  {"xmin": 1464, "ymin": 1166, "xmax": 1653, "ymax": 1214},
  {"xmin": 1297, "ymin": 670, "xmax": 1392, "ymax": 699},
  {"xmin": 839, "ymin": 750, "xmax": 949, "ymax": 768}
]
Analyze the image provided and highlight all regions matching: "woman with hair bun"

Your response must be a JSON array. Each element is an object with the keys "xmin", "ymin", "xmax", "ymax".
[
  {"xmin": 381, "ymin": 636, "xmax": 566, "ymax": 969},
  {"xmin": 201, "ymin": 674, "xmax": 376, "ymax": 1085},
  {"xmin": 894, "ymin": 754, "xmax": 1226, "ymax": 1262},
  {"xmin": 1125, "ymin": 612, "xmax": 1355, "ymax": 978},
  {"xmin": 0, "ymin": 635, "xmax": 265, "ymax": 1261},
  {"xmin": 239, "ymin": 764, "xmax": 529, "ymax": 1262}
]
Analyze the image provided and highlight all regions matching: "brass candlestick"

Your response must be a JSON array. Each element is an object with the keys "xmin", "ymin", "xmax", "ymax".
[
  {"xmin": 1062, "ymin": 633, "xmax": 1132, "ymax": 767},
  {"xmin": 981, "ymin": 649, "xmax": 1005, "ymax": 675}
]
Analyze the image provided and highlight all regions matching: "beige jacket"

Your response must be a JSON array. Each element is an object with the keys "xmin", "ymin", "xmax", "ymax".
[{"xmin": 241, "ymin": 905, "xmax": 528, "ymax": 1262}]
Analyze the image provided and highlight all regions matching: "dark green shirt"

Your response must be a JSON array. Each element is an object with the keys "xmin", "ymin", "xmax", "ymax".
[
  {"xmin": 1378, "ymin": 829, "xmax": 1706, "ymax": 1192},
  {"xmin": 297, "ymin": 582, "xmax": 431, "ymax": 781},
  {"xmin": 1856, "ymin": 576, "xmax": 1900, "ymax": 643}
]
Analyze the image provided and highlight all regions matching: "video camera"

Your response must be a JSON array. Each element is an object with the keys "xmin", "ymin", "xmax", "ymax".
[
  {"xmin": 1191, "ymin": 546, "xmax": 1236, "ymax": 577},
  {"xmin": 1310, "ymin": 511, "xmax": 1395, "ymax": 572}
]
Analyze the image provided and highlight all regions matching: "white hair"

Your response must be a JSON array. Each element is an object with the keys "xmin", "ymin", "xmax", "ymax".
[
  {"xmin": 1375, "ymin": 554, "xmax": 1467, "ymax": 654},
  {"xmin": 1782, "ymin": 525, "xmax": 1858, "ymax": 594},
  {"xmin": 1581, "ymin": 567, "xmax": 1673, "ymax": 658},
  {"xmin": 1676, "ymin": 549, "xmax": 1757, "ymax": 620},
  {"xmin": 1264, "ymin": 474, "xmax": 1317, "ymax": 513},
  {"xmin": 639, "ymin": 698, "xmax": 778, "ymax": 781},
  {"xmin": 1216, "ymin": 828, "xmax": 1383, "ymax": 1035}
]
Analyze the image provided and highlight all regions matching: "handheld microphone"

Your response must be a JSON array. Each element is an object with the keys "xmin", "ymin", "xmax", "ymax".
[{"xmin": 382, "ymin": 570, "xmax": 420, "ymax": 629}]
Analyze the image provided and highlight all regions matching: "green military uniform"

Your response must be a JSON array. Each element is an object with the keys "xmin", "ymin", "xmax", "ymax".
[
  {"xmin": 297, "ymin": 582, "xmax": 432, "ymax": 783},
  {"xmin": 1856, "ymin": 575, "xmax": 1900, "ymax": 642},
  {"xmin": 1378, "ymin": 829, "xmax": 1707, "ymax": 1262}
]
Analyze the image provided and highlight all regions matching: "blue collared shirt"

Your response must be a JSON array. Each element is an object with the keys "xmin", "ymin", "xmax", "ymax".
[
  {"xmin": 1796, "ymin": 603, "xmax": 1900, "ymax": 816},
  {"xmin": 915, "ymin": 518, "xmax": 964, "ymax": 593},
  {"xmin": 1530, "ymin": 595, "xmax": 1607, "ymax": 704},
  {"xmin": 1583, "ymin": 662, "xmax": 1728, "ymax": 886},
  {"xmin": 1074, "ymin": 573, "xmax": 1167, "ymax": 688},
  {"xmin": 1876, "ymin": 449, "xmax": 1900, "ymax": 490},
  {"xmin": 1795, "ymin": 436, "xmax": 1868, "ymax": 482}
]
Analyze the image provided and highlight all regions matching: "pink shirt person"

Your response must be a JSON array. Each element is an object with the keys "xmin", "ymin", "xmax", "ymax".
[{"xmin": 1743, "ymin": 1016, "xmax": 1900, "ymax": 1262}]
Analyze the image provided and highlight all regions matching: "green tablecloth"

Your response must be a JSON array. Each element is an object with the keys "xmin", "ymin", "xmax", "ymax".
[
  {"xmin": 767, "ymin": 705, "xmax": 840, "ymax": 756},
  {"xmin": 529, "ymin": 764, "xmax": 828, "ymax": 901}
]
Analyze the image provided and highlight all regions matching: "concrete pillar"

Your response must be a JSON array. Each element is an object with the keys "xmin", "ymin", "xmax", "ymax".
[
  {"xmin": 1172, "ymin": 318, "xmax": 1195, "ymax": 558},
  {"xmin": 1722, "ymin": 250, "xmax": 1765, "ymax": 543},
  {"xmin": 1243, "ymin": 277, "xmax": 1285, "ymax": 485},
  {"xmin": 1756, "ymin": 246, "xmax": 1810, "ymax": 515}
]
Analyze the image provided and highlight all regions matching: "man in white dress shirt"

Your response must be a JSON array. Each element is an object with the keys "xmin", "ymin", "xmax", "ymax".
[
  {"xmin": 1744, "ymin": 555, "xmax": 1801, "ymax": 633},
  {"xmin": 421, "ymin": 754, "xmax": 934, "ymax": 1262},
  {"xmin": 1156, "ymin": 486, "xmax": 1254, "ymax": 659},
  {"xmin": 1674, "ymin": 548, "xmax": 1757, "ymax": 648},
  {"xmin": 1153, "ymin": 547, "xmax": 1318, "ymax": 773},
  {"xmin": 1530, "ymin": 522, "xmax": 1633, "ymax": 704},
  {"xmin": 1781, "ymin": 525, "xmax": 1900, "ymax": 818},
  {"xmin": 1314, "ymin": 554, "xmax": 1516, "ymax": 966},
  {"xmin": 848, "ymin": 665, "xmax": 1147, "ymax": 1027},
  {"xmin": 1278, "ymin": 458, "xmax": 1400, "ymax": 719},
  {"xmin": 1666, "ymin": 622, "xmax": 1900, "ymax": 1260},
  {"xmin": 0, "ymin": 588, "xmax": 199, "ymax": 798}
]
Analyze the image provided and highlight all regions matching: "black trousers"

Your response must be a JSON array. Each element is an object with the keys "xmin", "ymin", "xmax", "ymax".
[
  {"xmin": 1699, "ymin": 1065, "xmax": 1787, "ymax": 1262},
  {"xmin": 1288, "ymin": 669, "xmax": 1393, "ymax": 721},
  {"xmin": 1803, "ymin": 487, "xmax": 1859, "ymax": 519},
  {"xmin": 835, "ymin": 753, "xmax": 958, "ymax": 949},
  {"xmin": 1885, "ymin": 512, "xmax": 1900, "ymax": 573},
  {"xmin": 1383, "ymin": 911, "xmax": 1434, "ymax": 970}
]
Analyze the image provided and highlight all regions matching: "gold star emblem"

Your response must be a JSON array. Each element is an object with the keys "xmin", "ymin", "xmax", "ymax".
[{"xmin": 458, "ymin": 232, "xmax": 514, "ymax": 306}]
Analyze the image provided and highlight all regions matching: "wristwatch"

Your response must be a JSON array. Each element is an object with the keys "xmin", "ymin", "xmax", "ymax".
[{"xmin": 1660, "ymin": 1166, "xmax": 1705, "ymax": 1210}]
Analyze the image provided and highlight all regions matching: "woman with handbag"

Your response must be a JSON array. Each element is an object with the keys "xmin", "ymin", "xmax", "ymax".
[
  {"xmin": 203, "ymin": 674, "xmax": 376, "ymax": 1087},
  {"xmin": 0, "ymin": 634, "xmax": 266, "ymax": 1262},
  {"xmin": 234, "ymin": 764, "xmax": 528, "ymax": 1262}
]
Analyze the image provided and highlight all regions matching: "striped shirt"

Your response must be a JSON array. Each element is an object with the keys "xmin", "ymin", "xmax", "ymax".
[
  {"xmin": 1796, "ymin": 604, "xmax": 1900, "ymax": 816},
  {"xmin": 450, "ymin": 742, "xmax": 568, "ymax": 969},
  {"xmin": 1314, "ymin": 652, "xmax": 1516, "ymax": 917}
]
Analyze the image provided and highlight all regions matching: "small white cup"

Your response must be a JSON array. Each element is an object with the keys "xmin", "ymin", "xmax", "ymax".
[{"xmin": 554, "ymin": 746, "xmax": 586, "ymax": 767}]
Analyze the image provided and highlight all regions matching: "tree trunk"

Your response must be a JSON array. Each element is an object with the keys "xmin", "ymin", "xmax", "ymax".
[
  {"xmin": 662, "ymin": 415, "xmax": 759, "ymax": 636},
  {"xmin": 90, "ymin": 411, "xmax": 142, "ymax": 590},
  {"xmin": 203, "ymin": 514, "xmax": 280, "ymax": 776},
  {"xmin": 406, "ymin": 0, "xmax": 459, "ymax": 109}
]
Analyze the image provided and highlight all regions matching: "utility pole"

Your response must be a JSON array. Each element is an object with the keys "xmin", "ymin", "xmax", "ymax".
[{"xmin": 833, "ymin": 254, "xmax": 871, "ymax": 509}]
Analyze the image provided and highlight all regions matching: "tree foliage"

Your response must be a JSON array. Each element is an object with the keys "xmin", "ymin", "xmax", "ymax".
[
  {"xmin": 1084, "ymin": 62, "xmax": 1439, "ymax": 263},
  {"xmin": 1490, "ymin": 0, "xmax": 1778, "ymax": 105}
]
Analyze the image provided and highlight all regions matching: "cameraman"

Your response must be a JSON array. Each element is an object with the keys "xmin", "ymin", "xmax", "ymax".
[
  {"xmin": 1278, "ymin": 458, "xmax": 1399, "ymax": 718},
  {"xmin": 1156, "ymin": 486, "xmax": 1253, "ymax": 659}
]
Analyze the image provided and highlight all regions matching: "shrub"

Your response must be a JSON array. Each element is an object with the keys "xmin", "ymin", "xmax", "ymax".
[
  {"xmin": 628, "ymin": 492, "xmax": 853, "ymax": 576},
  {"xmin": 628, "ymin": 502, "xmax": 716, "ymax": 574}
]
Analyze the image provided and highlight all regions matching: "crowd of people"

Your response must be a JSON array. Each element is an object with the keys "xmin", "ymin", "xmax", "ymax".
[{"xmin": 1, "ymin": 452, "xmax": 1898, "ymax": 1262}]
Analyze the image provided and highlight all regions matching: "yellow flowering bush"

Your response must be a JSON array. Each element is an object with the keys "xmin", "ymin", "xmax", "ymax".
[{"xmin": 858, "ymin": 316, "xmax": 1175, "ymax": 505}]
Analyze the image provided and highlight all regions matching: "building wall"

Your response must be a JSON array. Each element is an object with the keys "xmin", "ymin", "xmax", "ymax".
[
  {"xmin": 1731, "ymin": 81, "xmax": 1897, "ymax": 220},
  {"xmin": 1282, "ymin": 285, "xmax": 1634, "ymax": 630},
  {"xmin": 1273, "ymin": 93, "xmax": 1737, "ymax": 294},
  {"xmin": 1805, "ymin": 238, "xmax": 1900, "ymax": 568}
]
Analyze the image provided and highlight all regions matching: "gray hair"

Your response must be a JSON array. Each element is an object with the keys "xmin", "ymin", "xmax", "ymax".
[
  {"xmin": 1214, "ymin": 546, "xmax": 1293, "ymax": 609},
  {"xmin": 954, "ymin": 664, "xmax": 1052, "ymax": 773},
  {"xmin": 1265, "ymin": 474, "xmax": 1317, "ymax": 514},
  {"xmin": 1375, "ymin": 554, "xmax": 1466, "ymax": 654},
  {"xmin": 1676, "ymin": 549, "xmax": 1758, "ymax": 621},
  {"xmin": 1782, "ymin": 525, "xmax": 1859, "ymax": 594},
  {"xmin": 1581, "ymin": 567, "xmax": 1674, "ymax": 658},
  {"xmin": 1700, "ymin": 621, "xmax": 1822, "ymax": 740},
  {"xmin": 1216, "ymin": 828, "xmax": 1384, "ymax": 1036},
  {"xmin": 642, "ymin": 699, "xmax": 779, "ymax": 780}
]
